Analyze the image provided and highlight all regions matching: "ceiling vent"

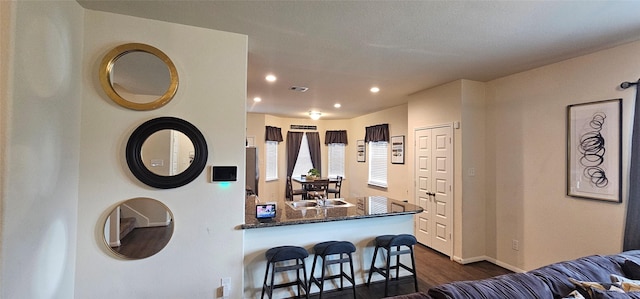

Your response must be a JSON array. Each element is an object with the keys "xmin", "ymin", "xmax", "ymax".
[{"xmin": 290, "ymin": 86, "xmax": 309, "ymax": 92}]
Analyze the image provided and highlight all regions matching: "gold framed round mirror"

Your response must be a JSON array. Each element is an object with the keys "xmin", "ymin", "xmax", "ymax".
[
  {"xmin": 99, "ymin": 43, "xmax": 178, "ymax": 111},
  {"xmin": 103, "ymin": 197, "xmax": 174, "ymax": 259}
]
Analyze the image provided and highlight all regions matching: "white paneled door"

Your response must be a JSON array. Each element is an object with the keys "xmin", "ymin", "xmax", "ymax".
[{"xmin": 414, "ymin": 126, "xmax": 453, "ymax": 257}]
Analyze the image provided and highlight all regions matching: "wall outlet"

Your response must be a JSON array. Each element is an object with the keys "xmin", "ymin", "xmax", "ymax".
[
  {"xmin": 468, "ymin": 168, "xmax": 476, "ymax": 176},
  {"xmin": 512, "ymin": 239, "xmax": 519, "ymax": 251}
]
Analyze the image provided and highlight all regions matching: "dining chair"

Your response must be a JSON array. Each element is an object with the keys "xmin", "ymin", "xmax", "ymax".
[
  {"xmin": 327, "ymin": 176, "xmax": 343, "ymax": 198},
  {"xmin": 287, "ymin": 176, "xmax": 306, "ymax": 201},
  {"xmin": 307, "ymin": 179, "xmax": 329, "ymax": 199}
]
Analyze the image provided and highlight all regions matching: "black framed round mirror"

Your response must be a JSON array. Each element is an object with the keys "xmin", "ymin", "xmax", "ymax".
[{"xmin": 126, "ymin": 117, "xmax": 207, "ymax": 189}]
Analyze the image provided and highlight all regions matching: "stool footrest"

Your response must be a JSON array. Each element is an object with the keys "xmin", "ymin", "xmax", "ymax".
[
  {"xmin": 369, "ymin": 266, "xmax": 386, "ymax": 277},
  {"xmin": 310, "ymin": 272, "xmax": 354, "ymax": 285},
  {"xmin": 266, "ymin": 279, "xmax": 307, "ymax": 290},
  {"xmin": 274, "ymin": 264, "xmax": 305, "ymax": 272},
  {"xmin": 389, "ymin": 249, "xmax": 412, "ymax": 256},
  {"xmin": 323, "ymin": 257, "xmax": 351, "ymax": 266},
  {"xmin": 391, "ymin": 263, "xmax": 414, "ymax": 273},
  {"xmin": 370, "ymin": 263, "xmax": 413, "ymax": 278}
]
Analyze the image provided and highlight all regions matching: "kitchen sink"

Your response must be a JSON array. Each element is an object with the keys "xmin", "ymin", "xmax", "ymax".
[
  {"xmin": 286, "ymin": 199, "xmax": 354, "ymax": 210},
  {"xmin": 287, "ymin": 201, "xmax": 318, "ymax": 208},
  {"xmin": 323, "ymin": 199, "xmax": 352, "ymax": 206}
]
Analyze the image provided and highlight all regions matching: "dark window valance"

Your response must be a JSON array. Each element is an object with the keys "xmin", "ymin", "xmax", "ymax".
[
  {"xmin": 364, "ymin": 124, "xmax": 389, "ymax": 142},
  {"xmin": 325, "ymin": 130, "xmax": 348, "ymax": 145},
  {"xmin": 265, "ymin": 126, "xmax": 283, "ymax": 142}
]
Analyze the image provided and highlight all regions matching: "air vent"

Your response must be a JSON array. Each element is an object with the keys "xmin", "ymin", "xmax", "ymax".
[
  {"xmin": 291, "ymin": 125, "xmax": 317, "ymax": 130},
  {"xmin": 290, "ymin": 86, "xmax": 309, "ymax": 92}
]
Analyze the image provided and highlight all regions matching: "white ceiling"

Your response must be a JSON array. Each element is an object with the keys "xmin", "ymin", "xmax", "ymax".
[{"xmin": 78, "ymin": 1, "xmax": 640, "ymax": 120}]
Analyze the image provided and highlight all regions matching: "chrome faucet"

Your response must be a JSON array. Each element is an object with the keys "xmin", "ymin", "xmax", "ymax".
[{"xmin": 313, "ymin": 192, "xmax": 326, "ymax": 207}]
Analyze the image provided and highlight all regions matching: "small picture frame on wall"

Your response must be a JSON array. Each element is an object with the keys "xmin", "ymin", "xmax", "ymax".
[
  {"xmin": 391, "ymin": 135, "xmax": 405, "ymax": 164},
  {"xmin": 567, "ymin": 98, "xmax": 622, "ymax": 203},
  {"xmin": 356, "ymin": 140, "xmax": 366, "ymax": 162}
]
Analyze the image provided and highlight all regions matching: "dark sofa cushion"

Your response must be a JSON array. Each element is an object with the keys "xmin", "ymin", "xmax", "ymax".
[
  {"xmin": 610, "ymin": 251, "xmax": 640, "ymax": 266},
  {"xmin": 529, "ymin": 255, "xmax": 625, "ymax": 298},
  {"xmin": 623, "ymin": 260, "xmax": 640, "ymax": 280},
  {"xmin": 427, "ymin": 272, "xmax": 553, "ymax": 299}
]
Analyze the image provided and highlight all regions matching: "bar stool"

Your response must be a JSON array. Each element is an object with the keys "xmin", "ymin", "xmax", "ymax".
[
  {"xmin": 308, "ymin": 241, "xmax": 356, "ymax": 299},
  {"xmin": 366, "ymin": 234, "xmax": 418, "ymax": 297},
  {"xmin": 261, "ymin": 245, "xmax": 309, "ymax": 299}
]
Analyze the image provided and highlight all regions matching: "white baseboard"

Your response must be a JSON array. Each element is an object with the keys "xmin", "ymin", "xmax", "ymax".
[{"xmin": 453, "ymin": 255, "xmax": 525, "ymax": 273}]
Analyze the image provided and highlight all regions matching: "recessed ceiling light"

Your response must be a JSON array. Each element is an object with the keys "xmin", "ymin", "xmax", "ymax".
[
  {"xmin": 334, "ymin": 103, "xmax": 341, "ymax": 108},
  {"xmin": 370, "ymin": 87, "xmax": 380, "ymax": 93},
  {"xmin": 265, "ymin": 74, "xmax": 277, "ymax": 82},
  {"xmin": 253, "ymin": 97, "xmax": 262, "ymax": 102}
]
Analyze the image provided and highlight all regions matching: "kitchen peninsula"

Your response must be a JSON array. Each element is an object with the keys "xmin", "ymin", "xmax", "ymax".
[
  {"xmin": 242, "ymin": 196, "xmax": 422, "ymax": 229},
  {"xmin": 242, "ymin": 196, "xmax": 422, "ymax": 298}
]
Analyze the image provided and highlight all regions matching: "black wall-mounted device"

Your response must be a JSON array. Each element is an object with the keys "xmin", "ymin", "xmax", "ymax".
[{"xmin": 211, "ymin": 166, "xmax": 237, "ymax": 182}]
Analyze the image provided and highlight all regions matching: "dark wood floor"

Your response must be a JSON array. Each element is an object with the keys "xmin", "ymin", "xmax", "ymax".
[
  {"xmin": 302, "ymin": 244, "xmax": 512, "ymax": 299},
  {"xmin": 113, "ymin": 222, "xmax": 173, "ymax": 259}
]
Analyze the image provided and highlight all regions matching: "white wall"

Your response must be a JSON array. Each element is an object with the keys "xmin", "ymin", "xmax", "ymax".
[
  {"xmin": 1, "ymin": 1, "xmax": 84, "ymax": 298},
  {"xmin": 460, "ymin": 80, "xmax": 487, "ymax": 260},
  {"xmin": 75, "ymin": 10, "xmax": 247, "ymax": 299},
  {"xmin": 486, "ymin": 40, "xmax": 640, "ymax": 271}
]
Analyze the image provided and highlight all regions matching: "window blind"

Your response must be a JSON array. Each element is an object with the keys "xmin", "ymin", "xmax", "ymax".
[
  {"xmin": 265, "ymin": 141, "xmax": 278, "ymax": 181},
  {"xmin": 368, "ymin": 141, "xmax": 388, "ymax": 187},
  {"xmin": 328, "ymin": 143, "xmax": 345, "ymax": 178}
]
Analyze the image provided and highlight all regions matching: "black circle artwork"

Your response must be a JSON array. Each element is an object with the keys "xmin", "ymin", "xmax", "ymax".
[
  {"xmin": 578, "ymin": 112, "xmax": 608, "ymax": 188},
  {"xmin": 126, "ymin": 117, "xmax": 208, "ymax": 189}
]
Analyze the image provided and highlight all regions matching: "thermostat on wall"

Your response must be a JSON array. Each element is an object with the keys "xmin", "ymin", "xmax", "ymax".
[{"xmin": 211, "ymin": 166, "xmax": 237, "ymax": 182}]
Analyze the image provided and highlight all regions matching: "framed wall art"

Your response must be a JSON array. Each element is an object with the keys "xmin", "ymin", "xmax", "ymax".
[
  {"xmin": 567, "ymin": 98, "xmax": 622, "ymax": 202},
  {"xmin": 391, "ymin": 135, "xmax": 405, "ymax": 164},
  {"xmin": 356, "ymin": 140, "xmax": 366, "ymax": 162}
]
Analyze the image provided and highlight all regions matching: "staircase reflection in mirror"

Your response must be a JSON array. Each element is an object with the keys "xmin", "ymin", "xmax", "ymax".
[{"xmin": 103, "ymin": 197, "xmax": 174, "ymax": 259}]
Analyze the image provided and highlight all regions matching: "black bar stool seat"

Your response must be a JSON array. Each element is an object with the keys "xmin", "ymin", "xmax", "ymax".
[
  {"xmin": 309, "ymin": 241, "xmax": 356, "ymax": 299},
  {"xmin": 261, "ymin": 245, "xmax": 309, "ymax": 299},
  {"xmin": 366, "ymin": 234, "xmax": 419, "ymax": 297}
]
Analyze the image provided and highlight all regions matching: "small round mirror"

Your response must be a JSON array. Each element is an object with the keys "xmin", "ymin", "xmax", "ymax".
[
  {"xmin": 103, "ymin": 197, "xmax": 174, "ymax": 259},
  {"xmin": 99, "ymin": 43, "xmax": 178, "ymax": 110},
  {"xmin": 141, "ymin": 129, "xmax": 195, "ymax": 176},
  {"xmin": 126, "ymin": 117, "xmax": 208, "ymax": 189}
]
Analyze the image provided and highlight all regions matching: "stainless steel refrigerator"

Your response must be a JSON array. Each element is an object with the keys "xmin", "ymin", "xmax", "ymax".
[{"xmin": 246, "ymin": 147, "xmax": 259, "ymax": 195}]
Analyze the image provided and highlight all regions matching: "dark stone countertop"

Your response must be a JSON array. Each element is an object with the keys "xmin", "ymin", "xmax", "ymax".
[{"xmin": 240, "ymin": 196, "xmax": 423, "ymax": 229}]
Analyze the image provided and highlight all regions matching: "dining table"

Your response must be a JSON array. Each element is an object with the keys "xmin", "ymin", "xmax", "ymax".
[{"xmin": 291, "ymin": 176, "xmax": 338, "ymax": 197}]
